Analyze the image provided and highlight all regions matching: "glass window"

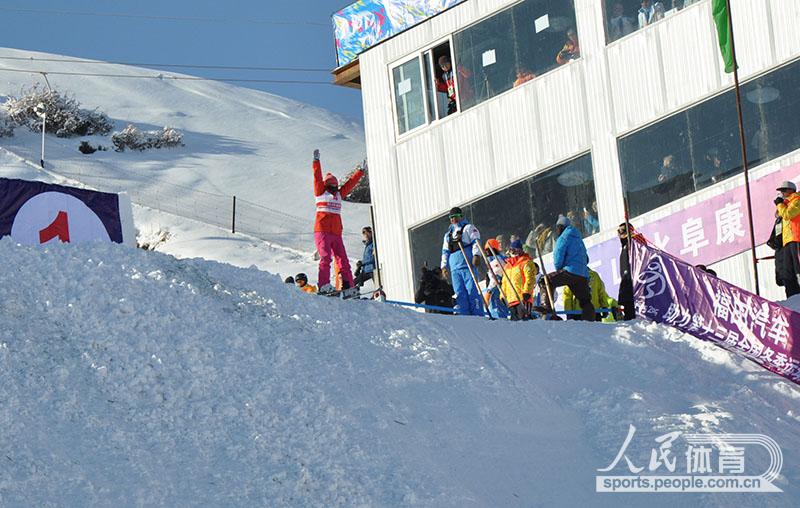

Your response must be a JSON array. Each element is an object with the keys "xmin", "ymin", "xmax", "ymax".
[
  {"xmin": 392, "ymin": 57, "xmax": 426, "ymax": 135},
  {"xmin": 454, "ymin": 0, "xmax": 579, "ymax": 111},
  {"xmin": 409, "ymin": 154, "xmax": 597, "ymax": 288},
  {"xmin": 605, "ymin": 1, "xmax": 702, "ymax": 44},
  {"xmin": 619, "ymin": 58, "xmax": 800, "ymax": 218}
]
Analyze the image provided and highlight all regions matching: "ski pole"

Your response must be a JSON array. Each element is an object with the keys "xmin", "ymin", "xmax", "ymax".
[
  {"xmin": 534, "ymin": 241, "xmax": 559, "ymax": 320},
  {"xmin": 486, "ymin": 244, "xmax": 525, "ymax": 310},
  {"xmin": 476, "ymin": 242, "xmax": 510, "ymax": 306},
  {"xmin": 456, "ymin": 240, "xmax": 494, "ymax": 319}
]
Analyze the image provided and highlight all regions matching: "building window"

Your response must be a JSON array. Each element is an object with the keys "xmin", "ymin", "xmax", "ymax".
[
  {"xmin": 392, "ymin": 57, "xmax": 427, "ymax": 135},
  {"xmin": 409, "ymin": 153, "xmax": 597, "ymax": 283},
  {"xmin": 619, "ymin": 58, "xmax": 800, "ymax": 218},
  {"xmin": 453, "ymin": 0, "xmax": 579, "ymax": 111},
  {"xmin": 605, "ymin": 0, "xmax": 704, "ymax": 44}
]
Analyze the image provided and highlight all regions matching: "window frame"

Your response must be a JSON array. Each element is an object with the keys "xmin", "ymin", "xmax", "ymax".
[
  {"xmin": 616, "ymin": 56, "xmax": 800, "ymax": 220},
  {"xmin": 389, "ymin": 35, "xmax": 458, "ymax": 140}
]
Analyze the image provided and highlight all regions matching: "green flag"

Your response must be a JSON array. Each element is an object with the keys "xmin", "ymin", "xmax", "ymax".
[{"xmin": 712, "ymin": 0, "xmax": 736, "ymax": 73}]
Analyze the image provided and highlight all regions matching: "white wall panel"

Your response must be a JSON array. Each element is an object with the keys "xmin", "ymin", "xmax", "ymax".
[
  {"xmin": 607, "ymin": 29, "xmax": 666, "ymax": 133},
  {"xmin": 488, "ymin": 83, "xmax": 542, "ymax": 185},
  {"xmin": 440, "ymin": 107, "xmax": 496, "ymax": 206},
  {"xmin": 534, "ymin": 63, "xmax": 591, "ymax": 167},
  {"xmin": 396, "ymin": 131, "xmax": 449, "ymax": 226},
  {"xmin": 769, "ymin": 0, "xmax": 800, "ymax": 62},
  {"xmin": 727, "ymin": 0, "xmax": 775, "ymax": 80},
  {"xmin": 658, "ymin": 2, "xmax": 721, "ymax": 110}
]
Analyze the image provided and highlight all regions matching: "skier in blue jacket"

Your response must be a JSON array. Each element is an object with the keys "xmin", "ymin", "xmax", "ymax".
[
  {"xmin": 547, "ymin": 215, "xmax": 595, "ymax": 321},
  {"xmin": 441, "ymin": 207, "xmax": 484, "ymax": 316}
]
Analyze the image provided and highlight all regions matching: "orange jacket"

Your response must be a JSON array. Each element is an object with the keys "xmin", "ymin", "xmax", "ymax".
[
  {"xmin": 300, "ymin": 284, "xmax": 317, "ymax": 294},
  {"xmin": 501, "ymin": 254, "xmax": 537, "ymax": 306},
  {"xmin": 777, "ymin": 192, "xmax": 800, "ymax": 245},
  {"xmin": 313, "ymin": 160, "xmax": 363, "ymax": 235}
]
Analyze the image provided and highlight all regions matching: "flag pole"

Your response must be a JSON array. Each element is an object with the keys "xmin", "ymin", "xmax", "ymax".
[{"xmin": 724, "ymin": 0, "xmax": 760, "ymax": 296}]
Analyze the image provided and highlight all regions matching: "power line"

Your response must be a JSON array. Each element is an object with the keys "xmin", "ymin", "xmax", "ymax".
[
  {"xmin": 0, "ymin": 6, "xmax": 330, "ymax": 27},
  {"xmin": 0, "ymin": 67, "xmax": 334, "ymax": 86},
  {"xmin": 0, "ymin": 55, "xmax": 331, "ymax": 73}
]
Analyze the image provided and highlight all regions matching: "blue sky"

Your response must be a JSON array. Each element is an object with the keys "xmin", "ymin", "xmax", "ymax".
[{"xmin": 0, "ymin": 1, "xmax": 364, "ymax": 123}]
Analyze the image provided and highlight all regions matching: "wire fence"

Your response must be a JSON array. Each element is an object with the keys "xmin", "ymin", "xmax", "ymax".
[{"xmin": 51, "ymin": 167, "xmax": 360, "ymax": 251}]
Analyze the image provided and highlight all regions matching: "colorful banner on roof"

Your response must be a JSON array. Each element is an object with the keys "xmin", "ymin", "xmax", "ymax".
[
  {"xmin": 333, "ymin": 0, "xmax": 467, "ymax": 67},
  {"xmin": 630, "ymin": 238, "xmax": 800, "ymax": 385}
]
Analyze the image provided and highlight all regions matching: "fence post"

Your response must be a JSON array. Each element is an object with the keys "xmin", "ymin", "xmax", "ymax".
[{"xmin": 232, "ymin": 195, "xmax": 236, "ymax": 234}]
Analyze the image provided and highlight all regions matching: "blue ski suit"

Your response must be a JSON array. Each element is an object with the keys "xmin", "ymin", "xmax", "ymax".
[{"xmin": 441, "ymin": 220, "xmax": 484, "ymax": 316}]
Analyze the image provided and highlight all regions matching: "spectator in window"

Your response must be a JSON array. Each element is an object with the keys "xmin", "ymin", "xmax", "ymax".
[
  {"xmin": 638, "ymin": 0, "xmax": 665, "ymax": 29},
  {"xmin": 440, "ymin": 206, "xmax": 484, "ymax": 316},
  {"xmin": 703, "ymin": 148, "xmax": 727, "ymax": 183},
  {"xmin": 556, "ymin": 28, "xmax": 581, "ymax": 65},
  {"xmin": 567, "ymin": 210, "xmax": 584, "ymax": 235},
  {"xmin": 513, "ymin": 67, "xmax": 536, "ymax": 88},
  {"xmin": 414, "ymin": 266, "xmax": 455, "ymax": 314},
  {"xmin": 502, "ymin": 239, "xmax": 537, "ymax": 321},
  {"xmin": 583, "ymin": 203, "xmax": 600, "ymax": 236},
  {"xmin": 608, "ymin": 2, "xmax": 635, "ymax": 41},
  {"xmin": 775, "ymin": 181, "xmax": 800, "ymax": 297},
  {"xmin": 617, "ymin": 222, "xmax": 637, "ymax": 320},
  {"xmin": 546, "ymin": 216, "xmax": 595, "ymax": 321},
  {"xmin": 354, "ymin": 226, "xmax": 375, "ymax": 287},
  {"xmin": 495, "ymin": 234, "xmax": 508, "ymax": 254},
  {"xmin": 436, "ymin": 55, "xmax": 472, "ymax": 115},
  {"xmin": 657, "ymin": 154, "xmax": 681, "ymax": 183}
]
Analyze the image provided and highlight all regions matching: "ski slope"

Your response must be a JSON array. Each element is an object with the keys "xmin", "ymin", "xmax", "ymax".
[
  {"xmin": 0, "ymin": 238, "xmax": 798, "ymax": 507},
  {"xmin": 0, "ymin": 46, "xmax": 369, "ymax": 257}
]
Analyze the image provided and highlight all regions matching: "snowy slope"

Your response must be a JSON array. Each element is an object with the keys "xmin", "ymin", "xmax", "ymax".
[
  {"xmin": 0, "ymin": 47, "xmax": 369, "ymax": 256},
  {"xmin": 1, "ymin": 239, "xmax": 798, "ymax": 507}
]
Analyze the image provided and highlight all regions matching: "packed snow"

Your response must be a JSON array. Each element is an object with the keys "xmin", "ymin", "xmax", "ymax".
[{"xmin": 0, "ymin": 238, "xmax": 798, "ymax": 507}]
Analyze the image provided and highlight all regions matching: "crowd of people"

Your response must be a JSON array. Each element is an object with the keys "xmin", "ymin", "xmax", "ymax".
[
  {"xmin": 291, "ymin": 148, "xmax": 800, "ymax": 318},
  {"xmin": 414, "ymin": 206, "xmax": 632, "ymax": 322},
  {"xmin": 607, "ymin": 0, "xmax": 702, "ymax": 42}
]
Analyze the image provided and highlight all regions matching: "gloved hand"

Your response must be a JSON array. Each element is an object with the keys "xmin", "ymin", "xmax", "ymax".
[
  {"xmin": 441, "ymin": 267, "xmax": 449, "ymax": 280},
  {"xmin": 452, "ymin": 229, "xmax": 462, "ymax": 242},
  {"xmin": 522, "ymin": 293, "xmax": 531, "ymax": 302},
  {"xmin": 775, "ymin": 195, "xmax": 785, "ymax": 206},
  {"xmin": 313, "ymin": 149, "xmax": 320, "ymax": 161},
  {"xmin": 356, "ymin": 260, "xmax": 363, "ymax": 268},
  {"xmin": 472, "ymin": 255, "xmax": 481, "ymax": 267}
]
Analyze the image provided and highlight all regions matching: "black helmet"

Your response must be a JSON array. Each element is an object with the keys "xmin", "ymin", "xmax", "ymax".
[
  {"xmin": 284, "ymin": 276, "xmax": 295, "ymax": 284},
  {"xmin": 295, "ymin": 273, "xmax": 308, "ymax": 283}
]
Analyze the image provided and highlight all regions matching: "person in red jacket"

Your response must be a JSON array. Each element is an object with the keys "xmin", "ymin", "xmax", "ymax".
[{"xmin": 312, "ymin": 149, "xmax": 364, "ymax": 294}]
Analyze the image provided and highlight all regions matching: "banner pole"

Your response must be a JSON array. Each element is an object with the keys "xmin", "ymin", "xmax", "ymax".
[{"xmin": 725, "ymin": 0, "xmax": 760, "ymax": 296}]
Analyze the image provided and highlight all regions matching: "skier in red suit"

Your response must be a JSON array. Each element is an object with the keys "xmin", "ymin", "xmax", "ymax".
[{"xmin": 312, "ymin": 149, "xmax": 364, "ymax": 294}]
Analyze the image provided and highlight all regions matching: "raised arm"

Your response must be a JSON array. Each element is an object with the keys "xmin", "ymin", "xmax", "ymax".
[{"xmin": 312, "ymin": 149, "xmax": 325, "ymax": 197}]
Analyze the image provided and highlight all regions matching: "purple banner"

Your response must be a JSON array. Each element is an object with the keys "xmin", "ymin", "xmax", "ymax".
[
  {"xmin": 587, "ymin": 161, "xmax": 800, "ymax": 298},
  {"xmin": 630, "ymin": 239, "xmax": 800, "ymax": 385},
  {"xmin": 0, "ymin": 178, "xmax": 124, "ymax": 245}
]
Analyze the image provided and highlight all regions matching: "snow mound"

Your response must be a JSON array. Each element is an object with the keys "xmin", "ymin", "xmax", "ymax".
[{"xmin": 1, "ymin": 239, "xmax": 798, "ymax": 506}]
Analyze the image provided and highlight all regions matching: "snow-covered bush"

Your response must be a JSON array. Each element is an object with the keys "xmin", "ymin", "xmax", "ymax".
[
  {"xmin": 343, "ymin": 162, "xmax": 370, "ymax": 204},
  {"xmin": 4, "ymin": 85, "xmax": 112, "ymax": 137},
  {"xmin": 111, "ymin": 125, "xmax": 184, "ymax": 152},
  {"xmin": 0, "ymin": 109, "xmax": 14, "ymax": 138}
]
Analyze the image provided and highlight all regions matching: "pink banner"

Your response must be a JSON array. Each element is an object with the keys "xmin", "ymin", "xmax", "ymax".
[
  {"xmin": 588, "ymin": 161, "xmax": 800, "ymax": 297},
  {"xmin": 631, "ymin": 239, "xmax": 800, "ymax": 385}
]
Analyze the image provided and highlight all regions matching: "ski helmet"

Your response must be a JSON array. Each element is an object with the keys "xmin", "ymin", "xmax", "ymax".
[
  {"xmin": 324, "ymin": 173, "xmax": 338, "ymax": 187},
  {"xmin": 295, "ymin": 273, "xmax": 308, "ymax": 283}
]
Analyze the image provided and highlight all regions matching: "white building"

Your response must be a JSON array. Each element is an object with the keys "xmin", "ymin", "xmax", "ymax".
[{"xmin": 333, "ymin": 0, "xmax": 800, "ymax": 303}]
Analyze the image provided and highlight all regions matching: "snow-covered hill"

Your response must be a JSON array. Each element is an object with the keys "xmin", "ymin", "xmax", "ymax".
[
  {"xmin": 1, "ymin": 238, "xmax": 799, "ymax": 507},
  {"xmin": 0, "ymin": 47, "xmax": 369, "ymax": 259}
]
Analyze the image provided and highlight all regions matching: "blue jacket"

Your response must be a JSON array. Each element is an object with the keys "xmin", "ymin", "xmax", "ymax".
[
  {"xmin": 361, "ymin": 240, "xmax": 375, "ymax": 274},
  {"xmin": 553, "ymin": 225, "xmax": 589, "ymax": 279},
  {"xmin": 441, "ymin": 219, "xmax": 480, "ymax": 271}
]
